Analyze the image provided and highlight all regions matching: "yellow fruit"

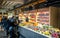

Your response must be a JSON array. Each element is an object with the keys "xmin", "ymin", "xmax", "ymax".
[
  {"xmin": 55, "ymin": 28, "xmax": 60, "ymax": 32},
  {"xmin": 43, "ymin": 31, "xmax": 50, "ymax": 35},
  {"xmin": 19, "ymin": 23, "xmax": 25, "ymax": 26},
  {"xmin": 33, "ymin": 22, "xmax": 38, "ymax": 26}
]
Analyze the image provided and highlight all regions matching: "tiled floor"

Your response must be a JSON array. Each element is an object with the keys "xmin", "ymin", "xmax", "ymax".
[
  {"xmin": 0, "ymin": 31, "xmax": 7, "ymax": 38},
  {"xmin": 0, "ymin": 26, "xmax": 7, "ymax": 38}
]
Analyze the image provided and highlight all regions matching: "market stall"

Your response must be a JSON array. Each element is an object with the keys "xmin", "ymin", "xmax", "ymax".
[
  {"xmin": 18, "ymin": 7, "xmax": 60, "ymax": 38},
  {"xmin": 19, "ymin": 22, "xmax": 60, "ymax": 38}
]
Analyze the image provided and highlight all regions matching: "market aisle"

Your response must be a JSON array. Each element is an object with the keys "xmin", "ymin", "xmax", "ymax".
[{"xmin": 0, "ymin": 26, "xmax": 23, "ymax": 38}]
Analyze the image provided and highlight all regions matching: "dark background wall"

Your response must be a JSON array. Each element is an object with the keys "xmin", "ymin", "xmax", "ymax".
[
  {"xmin": 50, "ymin": 6, "xmax": 60, "ymax": 29},
  {"xmin": 58, "ymin": 7, "xmax": 60, "ymax": 29}
]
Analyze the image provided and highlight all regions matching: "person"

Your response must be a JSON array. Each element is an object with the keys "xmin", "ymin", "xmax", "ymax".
[
  {"xmin": 1, "ymin": 16, "xmax": 5, "ymax": 26},
  {"xmin": 9, "ymin": 16, "xmax": 15, "ymax": 22},
  {"xmin": 15, "ymin": 17, "xmax": 20, "ymax": 38},
  {"xmin": 26, "ymin": 17, "xmax": 29, "ymax": 22},
  {"xmin": 1, "ymin": 16, "xmax": 9, "ymax": 36},
  {"xmin": 1, "ymin": 16, "xmax": 7, "ymax": 30},
  {"xmin": 9, "ymin": 17, "xmax": 20, "ymax": 38}
]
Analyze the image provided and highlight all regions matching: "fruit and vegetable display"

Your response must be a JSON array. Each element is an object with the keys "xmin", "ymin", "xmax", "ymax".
[
  {"xmin": 19, "ymin": 22, "xmax": 60, "ymax": 38},
  {"xmin": 18, "ymin": 9, "xmax": 60, "ymax": 38}
]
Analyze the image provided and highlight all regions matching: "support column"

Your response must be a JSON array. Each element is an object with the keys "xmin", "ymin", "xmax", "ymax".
[
  {"xmin": 58, "ymin": 7, "xmax": 60, "ymax": 29},
  {"xmin": 50, "ymin": 6, "xmax": 58, "ymax": 28}
]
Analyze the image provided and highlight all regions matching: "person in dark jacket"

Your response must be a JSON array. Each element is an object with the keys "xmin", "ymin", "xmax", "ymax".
[
  {"xmin": 26, "ymin": 17, "xmax": 29, "ymax": 22},
  {"xmin": 9, "ymin": 17, "xmax": 18, "ymax": 38},
  {"xmin": 1, "ymin": 16, "xmax": 7, "ymax": 30},
  {"xmin": 1, "ymin": 16, "xmax": 10, "ymax": 36}
]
